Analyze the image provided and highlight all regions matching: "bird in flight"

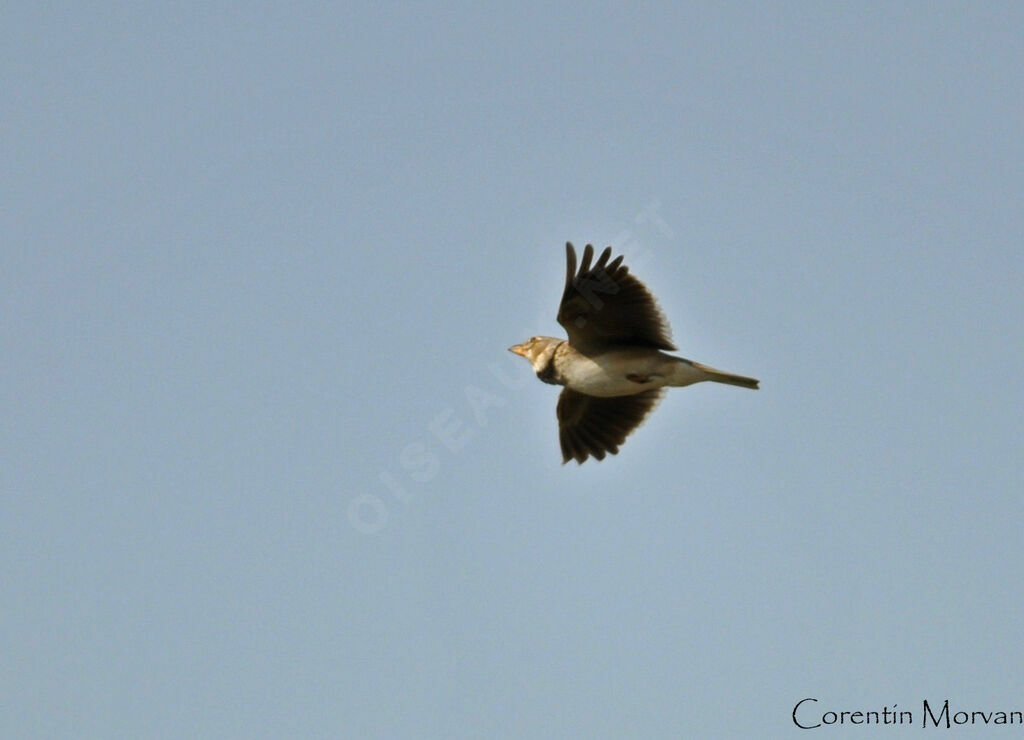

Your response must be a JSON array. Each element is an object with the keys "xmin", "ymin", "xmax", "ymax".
[{"xmin": 510, "ymin": 242, "xmax": 759, "ymax": 464}]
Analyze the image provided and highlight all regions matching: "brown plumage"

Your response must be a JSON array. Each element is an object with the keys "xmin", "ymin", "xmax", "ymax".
[
  {"xmin": 556, "ymin": 388, "xmax": 664, "ymax": 464},
  {"xmin": 558, "ymin": 243, "xmax": 676, "ymax": 352},
  {"xmin": 510, "ymin": 242, "xmax": 759, "ymax": 464}
]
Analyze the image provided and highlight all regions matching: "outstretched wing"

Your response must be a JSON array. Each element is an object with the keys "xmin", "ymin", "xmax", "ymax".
[
  {"xmin": 557, "ymin": 242, "xmax": 676, "ymax": 353},
  {"xmin": 556, "ymin": 387, "xmax": 664, "ymax": 464}
]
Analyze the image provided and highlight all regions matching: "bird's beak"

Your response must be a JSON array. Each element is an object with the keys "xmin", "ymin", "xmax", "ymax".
[{"xmin": 508, "ymin": 344, "xmax": 526, "ymax": 357}]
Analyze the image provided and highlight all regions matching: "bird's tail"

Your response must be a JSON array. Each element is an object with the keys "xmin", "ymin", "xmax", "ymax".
[{"xmin": 691, "ymin": 361, "xmax": 760, "ymax": 390}]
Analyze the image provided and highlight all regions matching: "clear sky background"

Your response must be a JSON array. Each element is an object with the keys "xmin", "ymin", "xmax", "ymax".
[{"xmin": 3, "ymin": 3, "xmax": 1022, "ymax": 737}]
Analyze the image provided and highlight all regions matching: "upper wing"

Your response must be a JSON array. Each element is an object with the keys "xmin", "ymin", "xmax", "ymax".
[
  {"xmin": 557, "ymin": 242, "xmax": 676, "ymax": 353},
  {"xmin": 556, "ymin": 387, "xmax": 664, "ymax": 464}
]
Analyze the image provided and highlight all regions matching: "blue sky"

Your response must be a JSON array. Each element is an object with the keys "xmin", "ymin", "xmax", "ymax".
[{"xmin": 3, "ymin": 2, "xmax": 1022, "ymax": 737}]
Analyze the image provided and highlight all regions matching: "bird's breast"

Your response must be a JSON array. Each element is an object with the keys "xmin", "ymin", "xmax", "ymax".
[{"xmin": 558, "ymin": 348, "xmax": 674, "ymax": 397}]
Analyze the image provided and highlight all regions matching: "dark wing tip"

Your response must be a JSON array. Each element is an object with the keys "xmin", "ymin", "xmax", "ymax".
[{"xmin": 579, "ymin": 244, "xmax": 594, "ymax": 274}]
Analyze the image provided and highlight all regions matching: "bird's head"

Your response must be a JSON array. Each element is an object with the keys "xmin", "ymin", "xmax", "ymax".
[{"xmin": 508, "ymin": 336, "xmax": 561, "ymax": 373}]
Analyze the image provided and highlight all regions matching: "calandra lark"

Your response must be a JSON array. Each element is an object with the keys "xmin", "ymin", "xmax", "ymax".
[{"xmin": 510, "ymin": 242, "xmax": 759, "ymax": 464}]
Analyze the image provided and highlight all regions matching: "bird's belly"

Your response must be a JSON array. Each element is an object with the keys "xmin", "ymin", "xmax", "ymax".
[{"xmin": 561, "ymin": 351, "xmax": 670, "ymax": 397}]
